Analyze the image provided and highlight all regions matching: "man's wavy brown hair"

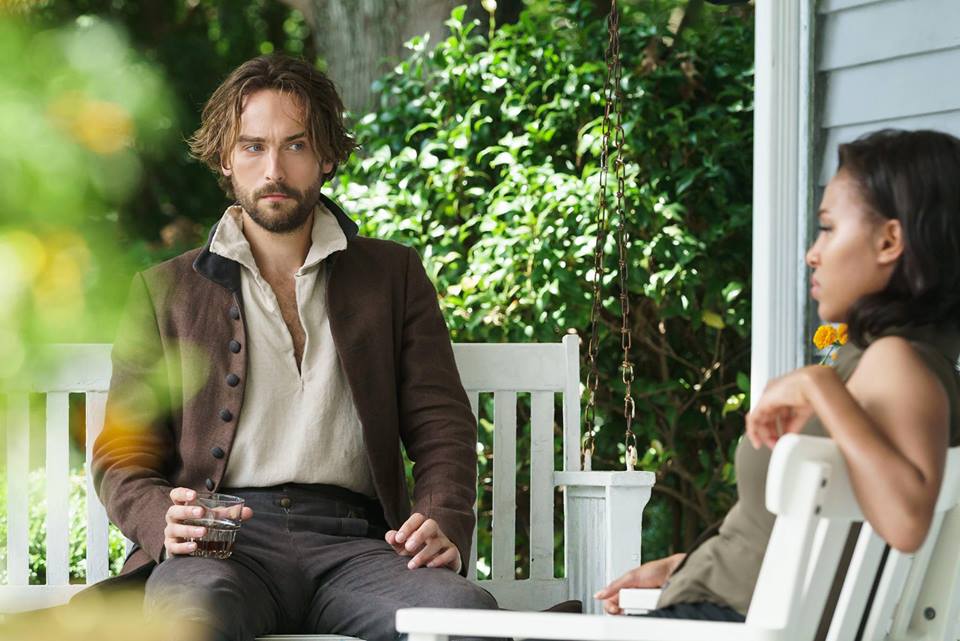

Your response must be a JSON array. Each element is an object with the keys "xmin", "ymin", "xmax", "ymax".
[{"xmin": 188, "ymin": 54, "xmax": 356, "ymax": 199}]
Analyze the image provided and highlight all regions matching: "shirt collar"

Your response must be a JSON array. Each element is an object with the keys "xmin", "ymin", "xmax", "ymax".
[{"xmin": 209, "ymin": 203, "xmax": 347, "ymax": 277}]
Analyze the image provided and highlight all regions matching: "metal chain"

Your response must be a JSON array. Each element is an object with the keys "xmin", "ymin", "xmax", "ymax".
[{"xmin": 584, "ymin": 0, "xmax": 636, "ymax": 471}]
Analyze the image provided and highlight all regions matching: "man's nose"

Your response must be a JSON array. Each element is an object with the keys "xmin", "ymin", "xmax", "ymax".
[{"xmin": 265, "ymin": 150, "xmax": 285, "ymax": 183}]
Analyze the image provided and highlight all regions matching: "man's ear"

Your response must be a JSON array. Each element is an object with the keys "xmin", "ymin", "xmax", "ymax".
[
  {"xmin": 876, "ymin": 218, "xmax": 904, "ymax": 266},
  {"xmin": 221, "ymin": 155, "xmax": 233, "ymax": 177}
]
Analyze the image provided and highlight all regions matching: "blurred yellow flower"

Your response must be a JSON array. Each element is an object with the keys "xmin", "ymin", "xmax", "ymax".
[
  {"xmin": 48, "ymin": 91, "xmax": 133, "ymax": 155},
  {"xmin": 813, "ymin": 325, "xmax": 838, "ymax": 350},
  {"xmin": 813, "ymin": 323, "xmax": 847, "ymax": 365}
]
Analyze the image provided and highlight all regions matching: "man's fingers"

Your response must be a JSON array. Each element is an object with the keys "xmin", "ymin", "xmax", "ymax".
[
  {"xmin": 405, "ymin": 519, "xmax": 439, "ymax": 552},
  {"xmin": 166, "ymin": 523, "xmax": 207, "ymax": 541},
  {"xmin": 408, "ymin": 539, "xmax": 444, "ymax": 569},
  {"xmin": 426, "ymin": 546, "xmax": 459, "ymax": 570},
  {"xmin": 165, "ymin": 538, "xmax": 197, "ymax": 556},
  {"xmin": 166, "ymin": 505, "xmax": 204, "ymax": 524},
  {"xmin": 241, "ymin": 507, "xmax": 254, "ymax": 521},
  {"xmin": 169, "ymin": 487, "xmax": 197, "ymax": 505},
  {"xmin": 396, "ymin": 513, "xmax": 426, "ymax": 543}
]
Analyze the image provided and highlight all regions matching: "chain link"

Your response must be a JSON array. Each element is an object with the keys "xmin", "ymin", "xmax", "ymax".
[{"xmin": 584, "ymin": 0, "xmax": 636, "ymax": 472}]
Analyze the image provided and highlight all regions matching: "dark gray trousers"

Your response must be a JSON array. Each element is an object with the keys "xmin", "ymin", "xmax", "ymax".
[{"xmin": 144, "ymin": 485, "xmax": 497, "ymax": 641}]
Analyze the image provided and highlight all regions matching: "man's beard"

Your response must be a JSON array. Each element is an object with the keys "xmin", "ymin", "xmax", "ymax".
[{"xmin": 234, "ymin": 177, "xmax": 323, "ymax": 234}]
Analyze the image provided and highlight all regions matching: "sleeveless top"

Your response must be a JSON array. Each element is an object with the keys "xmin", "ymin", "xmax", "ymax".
[{"xmin": 657, "ymin": 324, "xmax": 960, "ymax": 615}]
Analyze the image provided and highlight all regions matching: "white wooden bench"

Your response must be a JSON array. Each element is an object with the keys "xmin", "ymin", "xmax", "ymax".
[
  {"xmin": 396, "ymin": 434, "xmax": 960, "ymax": 641},
  {"xmin": 0, "ymin": 337, "xmax": 656, "ymax": 627}
]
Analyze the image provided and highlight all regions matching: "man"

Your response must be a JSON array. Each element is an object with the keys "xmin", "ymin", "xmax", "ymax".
[{"xmin": 93, "ymin": 54, "xmax": 496, "ymax": 641}]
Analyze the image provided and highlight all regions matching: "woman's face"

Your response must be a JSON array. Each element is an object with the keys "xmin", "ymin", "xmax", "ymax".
[{"xmin": 805, "ymin": 170, "xmax": 900, "ymax": 322}]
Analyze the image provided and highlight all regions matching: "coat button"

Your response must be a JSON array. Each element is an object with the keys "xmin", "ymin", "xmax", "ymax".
[
  {"xmin": 211, "ymin": 446, "xmax": 225, "ymax": 459},
  {"xmin": 219, "ymin": 409, "xmax": 233, "ymax": 422},
  {"xmin": 205, "ymin": 478, "xmax": 214, "ymax": 491},
  {"xmin": 279, "ymin": 497, "xmax": 292, "ymax": 509},
  {"xmin": 226, "ymin": 373, "xmax": 240, "ymax": 387},
  {"xmin": 229, "ymin": 340, "xmax": 241, "ymax": 353},
  {"xmin": 229, "ymin": 306, "xmax": 241, "ymax": 320}
]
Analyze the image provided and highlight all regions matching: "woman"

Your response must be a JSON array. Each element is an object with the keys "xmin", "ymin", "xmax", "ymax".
[{"xmin": 596, "ymin": 129, "xmax": 960, "ymax": 622}]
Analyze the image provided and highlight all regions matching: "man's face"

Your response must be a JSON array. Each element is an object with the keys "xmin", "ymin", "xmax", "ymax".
[{"xmin": 222, "ymin": 89, "xmax": 333, "ymax": 234}]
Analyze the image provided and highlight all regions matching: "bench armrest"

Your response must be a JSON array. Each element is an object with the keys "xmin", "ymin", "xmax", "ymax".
[{"xmin": 396, "ymin": 608, "xmax": 774, "ymax": 641}]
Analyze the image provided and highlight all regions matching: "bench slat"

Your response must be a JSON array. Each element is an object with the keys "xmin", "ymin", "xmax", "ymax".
[
  {"xmin": 6, "ymin": 393, "xmax": 31, "ymax": 586},
  {"xmin": 45, "ymin": 392, "xmax": 71, "ymax": 585},
  {"xmin": 529, "ymin": 392, "xmax": 554, "ymax": 580},
  {"xmin": 85, "ymin": 392, "xmax": 110, "ymax": 583},
  {"xmin": 492, "ymin": 392, "xmax": 517, "ymax": 581},
  {"xmin": 561, "ymin": 335, "xmax": 580, "ymax": 472},
  {"xmin": 466, "ymin": 391, "xmax": 480, "ymax": 580}
]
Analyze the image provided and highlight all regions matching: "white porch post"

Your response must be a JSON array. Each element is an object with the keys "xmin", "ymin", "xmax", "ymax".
[{"xmin": 750, "ymin": 0, "xmax": 814, "ymax": 403}]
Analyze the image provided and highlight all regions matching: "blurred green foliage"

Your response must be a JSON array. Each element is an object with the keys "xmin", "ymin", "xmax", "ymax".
[{"xmin": 336, "ymin": 0, "xmax": 754, "ymax": 560}]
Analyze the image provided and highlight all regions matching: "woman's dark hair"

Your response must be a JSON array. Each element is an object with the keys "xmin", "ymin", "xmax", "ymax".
[{"xmin": 839, "ymin": 129, "xmax": 960, "ymax": 345}]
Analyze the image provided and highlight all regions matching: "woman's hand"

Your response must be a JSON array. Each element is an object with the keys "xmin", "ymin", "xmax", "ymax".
[
  {"xmin": 745, "ymin": 366, "xmax": 827, "ymax": 449},
  {"xmin": 593, "ymin": 553, "xmax": 686, "ymax": 615}
]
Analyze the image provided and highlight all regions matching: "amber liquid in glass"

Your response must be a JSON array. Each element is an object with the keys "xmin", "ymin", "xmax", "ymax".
[{"xmin": 183, "ymin": 517, "xmax": 240, "ymax": 559}]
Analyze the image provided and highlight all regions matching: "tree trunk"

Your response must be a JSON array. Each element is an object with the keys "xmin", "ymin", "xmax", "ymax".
[
  {"xmin": 281, "ymin": 0, "xmax": 525, "ymax": 115},
  {"xmin": 281, "ymin": 0, "xmax": 463, "ymax": 114}
]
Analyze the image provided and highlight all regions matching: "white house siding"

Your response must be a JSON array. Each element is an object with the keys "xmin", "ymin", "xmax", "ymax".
[{"xmin": 815, "ymin": 0, "xmax": 960, "ymax": 185}]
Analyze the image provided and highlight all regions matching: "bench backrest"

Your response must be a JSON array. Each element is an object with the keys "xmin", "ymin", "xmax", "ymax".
[
  {"xmin": 1, "ymin": 337, "xmax": 581, "ymax": 613},
  {"xmin": 749, "ymin": 433, "xmax": 960, "ymax": 641}
]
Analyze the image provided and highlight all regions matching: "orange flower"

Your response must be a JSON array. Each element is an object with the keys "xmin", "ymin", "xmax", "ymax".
[
  {"xmin": 813, "ymin": 325, "xmax": 838, "ymax": 350},
  {"xmin": 837, "ymin": 323, "xmax": 848, "ymax": 345}
]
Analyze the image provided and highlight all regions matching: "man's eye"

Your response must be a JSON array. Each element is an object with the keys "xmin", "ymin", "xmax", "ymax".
[
  {"xmin": 817, "ymin": 225, "xmax": 833, "ymax": 233},
  {"xmin": 245, "ymin": 144, "xmax": 263, "ymax": 152},
  {"xmin": 289, "ymin": 142, "xmax": 305, "ymax": 151}
]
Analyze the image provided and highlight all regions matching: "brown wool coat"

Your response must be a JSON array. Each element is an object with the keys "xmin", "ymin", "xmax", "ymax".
[{"xmin": 92, "ymin": 194, "xmax": 477, "ymax": 577}]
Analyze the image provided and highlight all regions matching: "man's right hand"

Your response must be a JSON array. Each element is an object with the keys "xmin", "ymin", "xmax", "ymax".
[
  {"xmin": 163, "ymin": 487, "xmax": 254, "ymax": 558},
  {"xmin": 594, "ymin": 553, "xmax": 686, "ymax": 615}
]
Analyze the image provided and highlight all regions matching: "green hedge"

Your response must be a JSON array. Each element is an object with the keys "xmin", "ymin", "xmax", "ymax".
[{"xmin": 335, "ymin": 1, "xmax": 754, "ymax": 559}]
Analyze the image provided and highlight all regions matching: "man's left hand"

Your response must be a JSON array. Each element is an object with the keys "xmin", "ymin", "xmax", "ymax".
[{"xmin": 386, "ymin": 512, "xmax": 461, "ymax": 572}]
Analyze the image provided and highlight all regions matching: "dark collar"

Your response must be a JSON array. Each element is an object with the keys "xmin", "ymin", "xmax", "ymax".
[{"xmin": 192, "ymin": 192, "xmax": 359, "ymax": 291}]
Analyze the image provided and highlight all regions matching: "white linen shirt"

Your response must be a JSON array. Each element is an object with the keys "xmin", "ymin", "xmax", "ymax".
[{"xmin": 211, "ymin": 204, "xmax": 375, "ymax": 496}]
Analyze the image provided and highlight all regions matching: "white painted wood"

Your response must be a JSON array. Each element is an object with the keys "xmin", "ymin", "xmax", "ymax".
[
  {"xmin": 84, "ymin": 392, "xmax": 110, "ymax": 583},
  {"xmin": 44, "ymin": 392, "xmax": 71, "ymax": 586},
  {"xmin": 453, "ymin": 343, "xmax": 570, "ymax": 391},
  {"xmin": 5, "ymin": 393, "xmax": 31, "ymax": 587},
  {"xmin": 480, "ymin": 578, "xmax": 569, "ymax": 611},
  {"xmin": 555, "ymin": 471, "xmax": 655, "ymax": 615},
  {"xmin": 818, "ymin": 0, "xmax": 887, "ymax": 14},
  {"xmin": 0, "ymin": 584, "xmax": 88, "ymax": 613},
  {"xmin": 397, "ymin": 608, "xmax": 774, "ymax": 641},
  {"xmin": 562, "ymin": 484, "xmax": 605, "ymax": 616},
  {"xmin": 561, "ymin": 334, "xmax": 581, "ymax": 472},
  {"xmin": 618, "ymin": 588, "xmax": 662, "ymax": 615},
  {"xmin": 819, "ymin": 0, "xmax": 960, "ymax": 71},
  {"xmin": 822, "ymin": 47, "xmax": 960, "ymax": 129},
  {"xmin": 823, "ymin": 523, "xmax": 887, "ymax": 641},
  {"xmin": 30, "ymin": 344, "xmax": 112, "ymax": 392},
  {"xmin": 905, "ymin": 492, "xmax": 960, "ymax": 640},
  {"xmin": 466, "ymin": 390, "xmax": 480, "ymax": 581},
  {"xmin": 818, "ymin": 109, "xmax": 960, "ymax": 185},
  {"xmin": 751, "ymin": 0, "xmax": 810, "ymax": 403},
  {"xmin": 491, "ymin": 391, "xmax": 517, "ymax": 581},
  {"xmin": 529, "ymin": 391, "xmax": 554, "ymax": 581}
]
